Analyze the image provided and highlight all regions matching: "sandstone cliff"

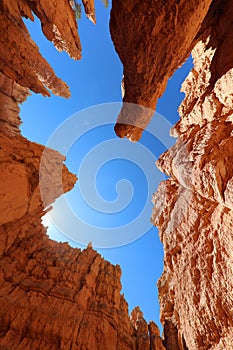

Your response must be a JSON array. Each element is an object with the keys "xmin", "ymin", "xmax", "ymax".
[{"xmin": 0, "ymin": 1, "xmax": 164, "ymax": 349}]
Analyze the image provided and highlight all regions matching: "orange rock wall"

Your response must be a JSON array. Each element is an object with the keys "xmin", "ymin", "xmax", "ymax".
[{"xmin": 0, "ymin": 126, "xmax": 163, "ymax": 349}]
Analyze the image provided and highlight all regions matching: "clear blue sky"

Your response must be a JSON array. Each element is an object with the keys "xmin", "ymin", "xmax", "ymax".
[{"xmin": 21, "ymin": 1, "xmax": 192, "ymax": 330}]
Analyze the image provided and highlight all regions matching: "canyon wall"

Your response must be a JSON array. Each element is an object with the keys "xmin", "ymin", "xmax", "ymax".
[
  {"xmin": 109, "ymin": 0, "xmax": 233, "ymax": 349},
  {"xmin": 1, "ymin": 0, "xmax": 233, "ymax": 349},
  {"xmin": 0, "ymin": 1, "xmax": 164, "ymax": 349}
]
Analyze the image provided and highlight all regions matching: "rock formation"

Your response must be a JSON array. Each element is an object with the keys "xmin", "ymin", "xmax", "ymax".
[
  {"xmin": 111, "ymin": 0, "xmax": 233, "ymax": 349},
  {"xmin": 0, "ymin": 1, "xmax": 164, "ymax": 349}
]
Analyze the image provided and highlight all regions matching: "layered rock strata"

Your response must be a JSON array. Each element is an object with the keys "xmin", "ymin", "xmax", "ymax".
[
  {"xmin": 0, "ymin": 0, "xmax": 78, "ymax": 98},
  {"xmin": 0, "ymin": 1, "xmax": 164, "ymax": 349}
]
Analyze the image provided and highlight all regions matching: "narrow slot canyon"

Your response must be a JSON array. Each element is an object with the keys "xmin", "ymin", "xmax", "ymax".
[{"xmin": 0, "ymin": 1, "xmax": 233, "ymax": 349}]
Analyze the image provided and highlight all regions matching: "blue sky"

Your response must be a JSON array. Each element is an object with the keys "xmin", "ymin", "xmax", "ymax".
[{"xmin": 21, "ymin": 1, "xmax": 192, "ymax": 330}]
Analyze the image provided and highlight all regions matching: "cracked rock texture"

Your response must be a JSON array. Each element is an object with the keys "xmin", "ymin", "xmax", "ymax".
[
  {"xmin": 150, "ymin": 0, "xmax": 233, "ymax": 349},
  {"xmin": 0, "ymin": 1, "xmax": 164, "ymax": 349}
]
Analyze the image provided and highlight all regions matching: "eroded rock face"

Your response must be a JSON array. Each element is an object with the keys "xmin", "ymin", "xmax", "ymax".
[
  {"xmin": 151, "ymin": 1, "xmax": 233, "ymax": 349},
  {"xmin": 0, "ymin": 1, "xmax": 164, "ymax": 349}
]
